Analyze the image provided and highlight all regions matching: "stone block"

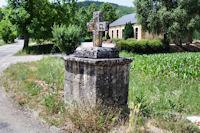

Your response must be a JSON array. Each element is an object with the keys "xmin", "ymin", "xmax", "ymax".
[
  {"xmin": 74, "ymin": 47, "xmax": 119, "ymax": 59},
  {"xmin": 62, "ymin": 56, "xmax": 133, "ymax": 107}
]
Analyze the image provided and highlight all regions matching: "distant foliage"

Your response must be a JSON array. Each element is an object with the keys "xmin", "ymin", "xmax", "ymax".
[
  {"xmin": 78, "ymin": 1, "xmax": 135, "ymax": 17},
  {"xmin": 117, "ymin": 39, "xmax": 168, "ymax": 54},
  {"xmin": 123, "ymin": 22, "xmax": 134, "ymax": 40},
  {"xmin": 100, "ymin": 3, "xmax": 118, "ymax": 23},
  {"xmin": 0, "ymin": 19, "xmax": 17, "ymax": 43},
  {"xmin": 52, "ymin": 25, "xmax": 81, "ymax": 55}
]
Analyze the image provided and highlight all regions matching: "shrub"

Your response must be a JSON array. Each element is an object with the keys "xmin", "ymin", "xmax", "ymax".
[
  {"xmin": 16, "ymin": 44, "xmax": 60, "ymax": 55},
  {"xmin": 123, "ymin": 22, "xmax": 134, "ymax": 40},
  {"xmin": 106, "ymin": 32, "xmax": 110, "ymax": 40},
  {"xmin": 102, "ymin": 36, "xmax": 107, "ymax": 41},
  {"xmin": 111, "ymin": 38, "xmax": 121, "ymax": 43},
  {"xmin": 84, "ymin": 36, "xmax": 92, "ymax": 42},
  {"xmin": 137, "ymin": 39, "xmax": 149, "ymax": 53},
  {"xmin": 148, "ymin": 39, "xmax": 165, "ymax": 53},
  {"xmin": 116, "ymin": 39, "xmax": 167, "ymax": 54},
  {"xmin": 0, "ymin": 19, "xmax": 17, "ymax": 43},
  {"xmin": 52, "ymin": 24, "xmax": 81, "ymax": 55}
]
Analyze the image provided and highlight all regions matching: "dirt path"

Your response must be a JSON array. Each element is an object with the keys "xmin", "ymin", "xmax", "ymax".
[{"xmin": 0, "ymin": 40, "xmax": 62, "ymax": 133}]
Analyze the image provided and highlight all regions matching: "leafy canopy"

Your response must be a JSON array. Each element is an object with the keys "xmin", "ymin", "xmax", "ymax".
[
  {"xmin": 100, "ymin": 3, "xmax": 118, "ymax": 23},
  {"xmin": 7, "ymin": 0, "xmax": 77, "ymax": 49},
  {"xmin": 0, "ymin": 12, "xmax": 17, "ymax": 43},
  {"xmin": 134, "ymin": 0, "xmax": 200, "ymax": 44}
]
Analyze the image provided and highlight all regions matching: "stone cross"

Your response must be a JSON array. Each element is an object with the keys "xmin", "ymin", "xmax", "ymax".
[{"xmin": 87, "ymin": 11, "xmax": 109, "ymax": 47}]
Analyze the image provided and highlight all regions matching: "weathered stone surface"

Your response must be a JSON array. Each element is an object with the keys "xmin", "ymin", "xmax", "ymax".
[
  {"xmin": 74, "ymin": 47, "xmax": 119, "ymax": 59},
  {"xmin": 62, "ymin": 56, "xmax": 133, "ymax": 107},
  {"xmin": 87, "ymin": 11, "xmax": 109, "ymax": 47},
  {"xmin": 62, "ymin": 11, "xmax": 133, "ymax": 108}
]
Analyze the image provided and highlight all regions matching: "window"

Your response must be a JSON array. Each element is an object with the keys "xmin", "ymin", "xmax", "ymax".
[
  {"xmin": 122, "ymin": 29, "xmax": 124, "ymax": 38},
  {"xmin": 135, "ymin": 28, "xmax": 138, "ymax": 40},
  {"xmin": 112, "ymin": 30, "xmax": 114, "ymax": 38},
  {"xmin": 117, "ymin": 30, "xmax": 119, "ymax": 38}
]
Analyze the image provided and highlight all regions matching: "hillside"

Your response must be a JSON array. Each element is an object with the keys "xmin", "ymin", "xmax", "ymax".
[{"xmin": 78, "ymin": 1, "xmax": 135, "ymax": 17}]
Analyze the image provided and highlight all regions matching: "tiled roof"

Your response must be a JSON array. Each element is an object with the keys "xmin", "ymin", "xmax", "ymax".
[{"xmin": 109, "ymin": 13, "xmax": 137, "ymax": 27}]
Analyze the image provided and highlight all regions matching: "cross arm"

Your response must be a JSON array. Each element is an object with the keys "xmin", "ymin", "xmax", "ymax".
[
  {"xmin": 97, "ymin": 22, "xmax": 109, "ymax": 32},
  {"xmin": 87, "ymin": 22, "xmax": 94, "ymax": 32}
]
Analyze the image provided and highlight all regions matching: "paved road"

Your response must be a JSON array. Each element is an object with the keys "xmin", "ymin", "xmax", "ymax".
[
  {"xmin": 0, "ymin": 40, "xmax": 23, "ymax": 67},
  {"xmin": 0, "ymin": 40, "xmax": 61, "ymax": 133}
]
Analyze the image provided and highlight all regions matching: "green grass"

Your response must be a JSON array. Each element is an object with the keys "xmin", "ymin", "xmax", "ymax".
[
  {"xmin": 120, "ymin": 51, "xmax": 200, "ymax": 132},
  {"xmin": 0, "ymin": 40, "xmax": 17, "ymax": 46},
  {"xmin": 0, "ymin": 57, "xmax": 65, "ymax": 126},
  {"xmin": 1, "ymin": 52, "xmax": 200, "ymax": 132}
]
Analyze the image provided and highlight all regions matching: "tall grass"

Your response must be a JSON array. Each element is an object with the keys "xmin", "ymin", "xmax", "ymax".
[{"xmin": 121, "ymin": 51, "xmax": 200, "ymax": 132}]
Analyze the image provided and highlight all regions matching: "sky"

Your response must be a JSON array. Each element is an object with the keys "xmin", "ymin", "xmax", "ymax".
[
  {"xmin": 79, "ymin": 0, "xmax": 134, "ymax": 7},
  {"xmin": 0, "ymin": 0, "xmax": 7, "ymax": 8},
  {"xmin": 0, "ymin": 0, "xmax": 134, "ymax": 8}
]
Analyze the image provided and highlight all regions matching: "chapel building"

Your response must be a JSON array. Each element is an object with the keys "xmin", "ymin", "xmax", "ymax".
[{"xmin": 108, "ymin": 13, "xmax": 163, "ymax": 40}]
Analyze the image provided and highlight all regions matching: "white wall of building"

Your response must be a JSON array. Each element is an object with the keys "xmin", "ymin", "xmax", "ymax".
[{"xmin": 108, "ymin": 24, "xmax": 143, "ymax": 40}]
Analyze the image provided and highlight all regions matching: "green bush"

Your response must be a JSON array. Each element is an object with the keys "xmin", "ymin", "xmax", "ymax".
[
  {"xmin": 84, "ymin": 36, "xmax": 92, "ymax": 42},
  {"xmin": 123, "ymin": 22, "xmax": 134, "ymax": 40},
  {"xmin": 102, "ymin": 36, "xmax": 107, "ymax": 41},
  {"xmin": 111, "ymin": 38, "xmax": 121, "ymax": 43},
  {"xmin": 0, "ymin": 19, "xmax": 17, "ymax": 43},
  {"xmin": 116, "ymin": 39, "xmax": 167, "ymax": 54},
  {"xmin": 106, "ymin": 32, "xmax": 110, "ymax": 40},
  {"xmin": 52, "ymin": 24, "xmax": 81, "ymax": 55}
]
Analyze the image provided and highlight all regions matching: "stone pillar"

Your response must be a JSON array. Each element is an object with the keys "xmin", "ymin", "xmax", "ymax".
[{"xmin": 62, "ymin": 47, "xmax": 133, "ymax": 107}]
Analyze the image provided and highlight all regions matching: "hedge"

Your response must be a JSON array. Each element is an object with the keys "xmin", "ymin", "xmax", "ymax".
[{"xmin": 116, "ymin": 38, "xmax": 168, "ymax": 54}]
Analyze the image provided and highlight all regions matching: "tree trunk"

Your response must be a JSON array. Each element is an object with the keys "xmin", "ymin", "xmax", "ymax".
[
  {"xmin": 23, "ymin": 33, "xmax": 29, "ymax": 50},
  {"xmin": 179, "ymin": 39, "xmax": 182, "ymax": 46},
  {"xmin": 188, "ymin": 30, "xmax": 193, "ymax": 43},
  {"xmin": 164, "ymin": 33, "xmax": 169, "ymax": 46}
]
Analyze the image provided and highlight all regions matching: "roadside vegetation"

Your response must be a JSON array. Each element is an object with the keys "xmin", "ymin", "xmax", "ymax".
[
  {"xmin": 122, "ymin": 52, "xmax": 200, "ymax": 132},
  {"xmin": 1, "ymin": 51, "xmax": 200, "ymax": 132},
  {"xmin": 117, "ymin": 39, "xmax": 168, "ymax": 54},
  {"xmin": 15, "ymin": 44, "xmax": 60, "ymax": 56}
]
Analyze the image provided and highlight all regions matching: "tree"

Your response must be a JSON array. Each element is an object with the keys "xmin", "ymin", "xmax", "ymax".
[
  {"xmin": 74, "ymin": 3, "xmax": 97, "ymax": 38},
  {"xmin": 100, "ymin": 3, "xmax": 118, "ymax": 23},
  {"xmin": 0, "ymin": 18, "xmax": 17, "ymax": 43},
  {"xmin": 0, "ymin": 8, "xmax": 3, "ymax": 22},
  {"xmin": 7, "ymin": 0, "xmax": 77, "ymax": 50},
  {"xmin": 106, "ymin": 32, "xmax": 110, "ymax": 40},
  {"xmin": 123, "ymin": 22, "xmax": 134, "ymax": 40},
  {"xmin": 87, "ymin": 3, "xmax": 97, "ymax": 21},
  {"xmin": 74, "ymin": 7, "xmax": 89, "ymax": 38},
  {"xmin": 7, "ymin": 0, "xmax": 51, "ymax": 49},
  {"xmin": 52, "ymin": 0, "xmax": 78, "ymax": 26},
  {"xmin": 134, "ymin": 0, "xmax": 200, "ymax": 45}
]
